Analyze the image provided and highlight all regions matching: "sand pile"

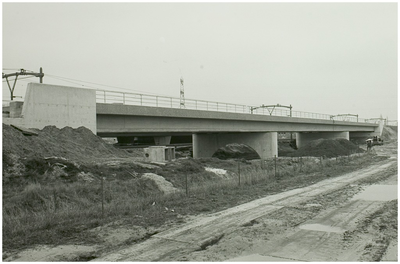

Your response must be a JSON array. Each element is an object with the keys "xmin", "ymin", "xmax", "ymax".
[
  {"xmin": 289, "ymin": 138, "xmax": 364, "ymax": 158},
  {"xmin": 2, "ymin": 124, "xmax": 142, "ymax": 164}
]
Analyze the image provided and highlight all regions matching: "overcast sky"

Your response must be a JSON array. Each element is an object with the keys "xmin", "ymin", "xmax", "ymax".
[{"xmin": 2, "ymin": 2, "xmax": 398, "ymax": 120}]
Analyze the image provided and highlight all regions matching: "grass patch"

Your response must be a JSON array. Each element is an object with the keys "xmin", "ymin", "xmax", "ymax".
[{"xmin": 3, "ymin": 152, "xmax": 388, "ymax": 253}]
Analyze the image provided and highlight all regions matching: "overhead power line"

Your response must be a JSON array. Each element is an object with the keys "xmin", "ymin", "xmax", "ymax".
[
  {"xmin": 46, "ymin": 75, "xmax": 96, "ymax": 89},
  {"xmin": 47, "ymin": 74, "xmax": 148, "ymax": 93},
  {"xmin": 45, "ymin": 73, "xmax": 172, "ymax": 97},
  {"xmin": 2, "ymin": 68, "xmax": 23, "ymax": 71},
  {"xmin": 3, "ymin": 69, "xmax": 182, "ymax": 99}
]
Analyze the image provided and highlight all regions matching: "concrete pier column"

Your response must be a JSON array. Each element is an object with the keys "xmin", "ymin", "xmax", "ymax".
[
  {"xmin": 296, "ymin": 131, "xmax": 350, "ymax": 149},
  {"xmin": 192, "ymin": 132, "xmax": 278, "ymax": 159},
  {"xmin": 9, "ymin": 101, "xmax": 24, "ymax": 118},
  {"xmin": 154, "ymin": 136, "xmax": 171, "ymax": 146}
]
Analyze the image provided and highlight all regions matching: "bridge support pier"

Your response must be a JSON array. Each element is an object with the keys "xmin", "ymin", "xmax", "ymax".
[
  {"xmin": 192, "ymin": 132, "xmax": 278, "ymax": 159},
  {"xmin": 154, "ymin": 136, "xmax": 171, "ymax": 146},
  {"xmin": 296, "ymin": 131, "xmax": 349, "ymax": 149}
]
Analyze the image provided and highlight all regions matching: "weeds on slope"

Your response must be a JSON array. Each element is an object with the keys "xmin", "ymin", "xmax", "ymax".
[{"xmin": 3, "ymin": 152, "xmax": 388, "ymax": 252}]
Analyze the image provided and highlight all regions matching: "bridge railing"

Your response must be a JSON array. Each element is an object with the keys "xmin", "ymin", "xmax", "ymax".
[
  {"xmin": 96, "ymin": 90, "xmax": 253, "ymax": 113},
  {"xmin": 96, "ymin": 89, "xmax": 370, "ymax": 123}
]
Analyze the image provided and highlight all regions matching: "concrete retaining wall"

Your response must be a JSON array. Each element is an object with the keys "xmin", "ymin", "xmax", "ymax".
[{"xmin": 3, "ymin": 83, "xmax": 96, "ymax": 133}]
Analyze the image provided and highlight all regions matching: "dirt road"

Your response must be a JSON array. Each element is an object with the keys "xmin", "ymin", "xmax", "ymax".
[{"xmin": 93, "ymin": 143, "xmax": 397, "ymax": 262}]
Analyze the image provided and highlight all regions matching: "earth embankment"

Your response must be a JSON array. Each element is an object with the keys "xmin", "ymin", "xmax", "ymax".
[{"xmin": 2, "ymin": 123, "xmax": 397, "ymax": 261}]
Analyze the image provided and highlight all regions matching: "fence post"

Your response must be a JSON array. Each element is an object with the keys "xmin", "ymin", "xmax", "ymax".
[
  {"xmin": 101, "ymin": 177, "xmax": 105, "ymax": 219},
  {"xmin": 53, "ymin": 189, "xmax": 57, "ymax": 213},
  {"xmin": 238, "ymin": 161, "xmax": 241, "ymax": 186},
  {"xmin": 300, "ymin": 157, "xmax": 302, "ymax": 172},
  {"xmin": 185, "ymin": 174, "xmax": 188, "ymax": 196},
  {"xmin": 274, "ymin": 155, "xmax": 277, "ymax": 178}
]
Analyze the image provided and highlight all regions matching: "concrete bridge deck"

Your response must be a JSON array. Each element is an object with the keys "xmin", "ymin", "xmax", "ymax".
[
  {"xmin": 3, "ymin": 83, "xmax": 382, "ymax": 159},
  {"xmin": 96, "ymin": 103, "xmax": 376, "ymax": 137}
]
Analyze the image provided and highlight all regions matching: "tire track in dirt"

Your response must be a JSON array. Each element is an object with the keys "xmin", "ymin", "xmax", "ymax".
[
  {"xmin": 257, "ymin": 200, "xmax": 392, "ymax": 261},
  {"xmin": 227, "ymin": 167, "xmax": 397, "ymax": 262},
  {"xmin": 92, "ymin": 159, "xmax": 396, "ymax": 261}
]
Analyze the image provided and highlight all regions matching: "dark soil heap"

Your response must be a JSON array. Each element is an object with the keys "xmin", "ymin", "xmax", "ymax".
[
  {"xmin": 289, "ymin": 138, "xmax": 364, "ymax": 158},
  {"xmin": 2, "ymin": 124, "xmax": 141, "ymax": 164},
  {"xmin": 212, "ymin": 143, "xmax": 260, "ymax": 160}
]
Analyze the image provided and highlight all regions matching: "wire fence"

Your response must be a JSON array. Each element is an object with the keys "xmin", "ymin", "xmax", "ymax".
[{"xmin": 95, "ymin": 90, "xmax": 376, "ymax": 123}]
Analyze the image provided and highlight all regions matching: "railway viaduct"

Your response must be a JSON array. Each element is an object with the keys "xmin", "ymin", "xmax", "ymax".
[{"xmin": 3, "ymin": 83, "xmax": 382, "ymax": 159}]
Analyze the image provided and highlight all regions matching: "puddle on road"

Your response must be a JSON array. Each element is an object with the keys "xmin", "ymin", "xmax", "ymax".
[
  {"xmin": 351, "ymin": 185, "xmax": 397, "ymax": 201},
  {"xmin": 226, "ymin": 253, "xmax": 300, "ymax": 262},
  {"xmin": 298, "ymin": 223, "xmax": 345, "ymax": 233}
]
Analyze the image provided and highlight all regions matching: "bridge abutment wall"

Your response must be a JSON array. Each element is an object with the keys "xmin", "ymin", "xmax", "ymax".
[
  {"xmin": 296, "ymin": 131, "xmax": 349, "ymax": 148},
  {"xmin": 349, "ymin": 120, "xmax": 384, "ymax": 140},
  {"xmin": 192, "ymin": 132, "xmax": 278, "ymax": 159},
  {"xmin": 3, "ymin": 83, "xmax": 97, "ymax": 133}
]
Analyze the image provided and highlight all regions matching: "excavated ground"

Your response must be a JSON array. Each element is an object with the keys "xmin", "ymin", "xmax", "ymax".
[{"xmin": 2, "ymin": 124, "xmax": 397, "ymax": 261}]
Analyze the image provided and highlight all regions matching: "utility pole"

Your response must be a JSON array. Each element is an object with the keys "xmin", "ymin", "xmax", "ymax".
[
  {"xmin": 2, "ymin": 67, "xmax": 44, "ymax": 100},
  {"xmin": 180, "ymin": 77, "xmax": 185, "ymax": 108}
]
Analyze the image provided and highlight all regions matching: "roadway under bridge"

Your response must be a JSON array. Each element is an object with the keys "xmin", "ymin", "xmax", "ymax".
[{"xmin": 3, "ymin": 83, "xmax": 382, "ymax": 159}]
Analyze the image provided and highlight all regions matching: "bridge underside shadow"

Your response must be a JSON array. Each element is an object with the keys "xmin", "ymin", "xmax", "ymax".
[
  {"xmin": 193, "ymin": 132, "xmax": 278, "ymax": 159},
  {"xmin": 296, "ymin": 131, "xmax": 350, "ymax": 148}
]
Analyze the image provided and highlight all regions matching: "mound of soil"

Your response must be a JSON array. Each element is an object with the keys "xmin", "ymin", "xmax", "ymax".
[
  {"xmin": 2, "ymin": 124, "xmax": 142, "ymax": 165},
  {"xmin": 381, "ymin": 126, "xmax": 397, "ymax": 142},
  {"xmin": 212, "ymin": 143, "xmax": 260, "ymax": 160},
  {"xmin": 289, "ymin": 138, "xmax": 364, "ymax": 158},
  {"xmin": 278, "ymin": 142, "xmax": 297, "ymax": 156}
]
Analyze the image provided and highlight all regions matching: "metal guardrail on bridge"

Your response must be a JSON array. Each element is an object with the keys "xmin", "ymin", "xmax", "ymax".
[{"xmin": 95, "ymin": 90, "xmax": 375, "ymax": 123}]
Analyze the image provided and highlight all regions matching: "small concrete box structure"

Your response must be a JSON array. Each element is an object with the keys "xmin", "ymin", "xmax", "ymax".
[{"xmin": 144, "ymin": 146, "xmax": 176, "ymax": 162}]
